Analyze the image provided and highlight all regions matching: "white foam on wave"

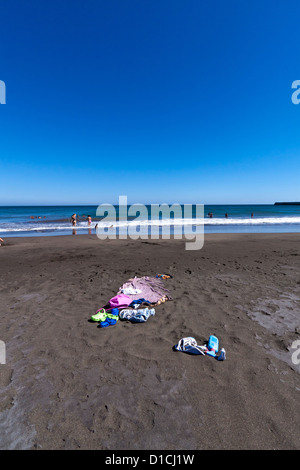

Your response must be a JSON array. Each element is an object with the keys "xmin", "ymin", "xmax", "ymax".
[
  {"xmin": 1, "ymin": 216, "xmax": 300, "ymax": 233},
  {"xmin": 95, "ymin": 216, "xmax": 300, "ymax": 228},
  {"xmin": 0, "ymin": 221, "xmax": 93, "ymax": 233},
  {"xmin": 202, "ymin": 216, "xmax": 300, "ymax": 225}
]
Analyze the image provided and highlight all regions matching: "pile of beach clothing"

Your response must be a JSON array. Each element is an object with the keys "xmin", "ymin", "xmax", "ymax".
[
  {"xmin": 90, "ymin": 273, "xmax": 226, "ymax": 361},
  {"xmin": 90, "ymin": 274, "xmax": 172, "ymax": 326}
]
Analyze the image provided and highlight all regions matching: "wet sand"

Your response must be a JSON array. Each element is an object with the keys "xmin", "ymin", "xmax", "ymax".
[{"xmin": 0, "ymin": 232, "xmax": 300, "ymax": 450}]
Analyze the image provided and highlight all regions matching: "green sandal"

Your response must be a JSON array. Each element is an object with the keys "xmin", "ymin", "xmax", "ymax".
[{"xmin": 91, "ymin": 308, "xmax": 107, "ymax": 322}]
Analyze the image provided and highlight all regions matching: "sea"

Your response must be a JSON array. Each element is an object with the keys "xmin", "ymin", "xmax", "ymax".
[{"xmin": 1, "ymin": 204, "xmax": 300, "ymax": 238}]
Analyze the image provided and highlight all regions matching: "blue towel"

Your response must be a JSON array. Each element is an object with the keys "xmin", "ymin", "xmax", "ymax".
[{"xmin": 129, "ymin": 298, "xmax": 151, "ymax": 308}]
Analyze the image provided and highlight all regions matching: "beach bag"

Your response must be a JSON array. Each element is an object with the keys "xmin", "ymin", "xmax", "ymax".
[{"xmin": 108, "ymin": 294, "xmax": 132, "ymax": 309}]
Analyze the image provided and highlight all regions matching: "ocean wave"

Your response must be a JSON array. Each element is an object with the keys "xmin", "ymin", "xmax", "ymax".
[
  {"xmin": 102, "ymin": 216, "xmax": 300, "ymax": 227},
  {"xmin": 1, "ymin": 216, "xmax": 300, "ymax": 233}
]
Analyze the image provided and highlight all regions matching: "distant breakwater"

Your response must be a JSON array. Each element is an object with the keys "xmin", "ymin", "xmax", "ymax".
[{"xmin": 274, "ymin": 202, "xmax": 300, "ymax": 205}]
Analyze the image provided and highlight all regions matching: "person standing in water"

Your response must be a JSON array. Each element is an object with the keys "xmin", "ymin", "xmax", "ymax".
[{"xmin": 71, "ymin": 214, "xmax": 77, "ymax": 226}]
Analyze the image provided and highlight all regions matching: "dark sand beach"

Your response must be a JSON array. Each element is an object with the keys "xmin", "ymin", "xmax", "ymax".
[{"xmin": 0, "ymin": 232, "xmax": 300, "ymax": 450}]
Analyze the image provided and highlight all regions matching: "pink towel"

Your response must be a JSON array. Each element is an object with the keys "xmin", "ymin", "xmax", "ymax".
[{"xmin": 118, "ymin": 276, "xmax": 172, "ymax": 304}]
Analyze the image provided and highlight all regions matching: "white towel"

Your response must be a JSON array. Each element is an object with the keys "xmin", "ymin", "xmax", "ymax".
[
  {"xmin": 174, "ymin": 337, "xmax": 207, "ymax": 355},
  {"xmin": 121, "ymin": 287, "xmax": 142, "ymax": 295}
]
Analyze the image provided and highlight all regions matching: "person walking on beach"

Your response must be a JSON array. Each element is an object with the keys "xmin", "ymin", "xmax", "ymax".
[
  {"xmin": 0, "ymin": 237, "xmax": 4, "ymax": 246},
  {"xmin": 71, "ymin": 214, "xmax": 77, "ymax": 226}
]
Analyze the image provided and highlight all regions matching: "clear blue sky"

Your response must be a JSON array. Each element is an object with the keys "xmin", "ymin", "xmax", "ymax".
[{"xmin": 1, "ymin": 0, "xmax": 300, "ymax": 205}]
